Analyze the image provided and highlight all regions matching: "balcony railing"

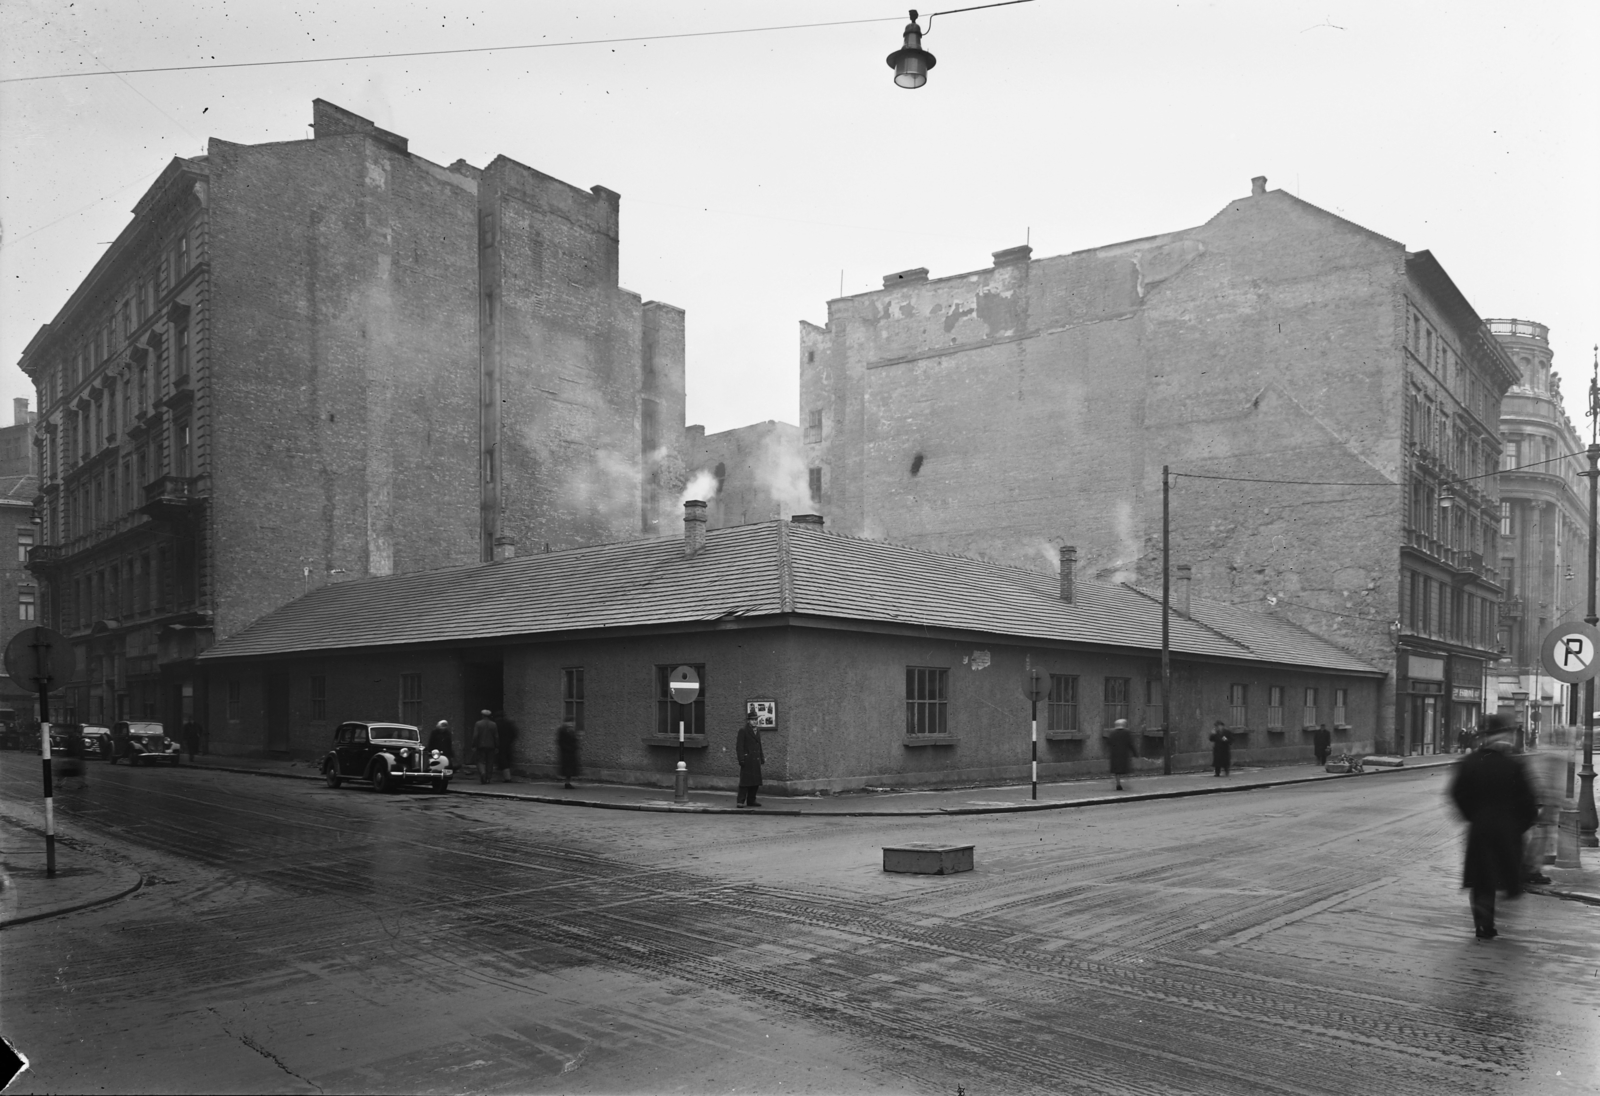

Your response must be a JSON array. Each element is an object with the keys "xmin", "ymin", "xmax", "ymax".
[
  {"xmin": 140, "ymin": 475, "xmax": 205, "ymax": 520},
  {"xmin": 1486, "ymin": 318, "xmax": 1549, "ymax": 342}
]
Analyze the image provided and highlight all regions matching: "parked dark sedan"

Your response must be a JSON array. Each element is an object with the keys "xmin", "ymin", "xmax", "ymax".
[
  {"xmin": 322, "ymin": 721, "xmax": 451, "ymax": 793},
  {"xmin": 111, "ymin": 721, "xmax": 180, "ymax": 766}
]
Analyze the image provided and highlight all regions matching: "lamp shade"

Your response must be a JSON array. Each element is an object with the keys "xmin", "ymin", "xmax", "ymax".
[{"xmin": 887, "ymin": 21, "xmax": 936, "ymax": 89}]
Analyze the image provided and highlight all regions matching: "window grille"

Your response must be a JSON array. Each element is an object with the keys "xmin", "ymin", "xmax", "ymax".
[
  {"xmin": 1103, "ymin": 677, "xmax": 1130, "ymax": 727},
  {"xmin": 1303, "ymin": 688, "xmax": 1319, "ymax": 728},
  {"xmin": 1334, "ymin": 688, "xmax": 1348, "ymax": 725},
  {"xmin": 658, "ymin": 664, "xmax": 706, "ymax": 736},
  {"xmin": 563, "ymin": 668, "xmax": 585, "ymax": 730},
  {"xmin": 1229, "ymin": 684, "xmax": 1248, "ymax": 727},
  {"xmin": 399, "ymin": 673, "xmax": 422, "ymax": 726},
  {"xmin": 1046, "ymin": 674, "xmax": 1078, "ymax": 731},
  {"xmin": 905, "ymin": 667, "xmax": 948, "ymax": 736},
  {"xmin": 1267, "ymin": 686, "xmax": 1284, "ymax": 729}
]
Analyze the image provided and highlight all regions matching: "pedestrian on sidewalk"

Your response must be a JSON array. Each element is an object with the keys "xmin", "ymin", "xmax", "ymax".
[
  {"xmin": 181, "ymin": 718, "xmax": 202, "ymax": 763},
  {"xmin": 1210, "ymin": 720, "xmax": 1232, "ymax": 776},
  {"xmin": 58, "ymin": 724, "xmax": 87, "ymax": 788},
  {"xmin": 471, "ymin": 710, "xmax": 499, "ymax": 784},
  {"xmin": 495, "ymin": 711, "xmax": 519, "ymax": 782},
  {"xmin": 1313, "ymin": 723, "xmax": 1332, "ymax": 767},
  {"xmin": 427, "ymin": 720, "xmax": 456, "ymax": 771},
  {"xmin": 735, "ymin": 713, "xmax": 763, "ymax": 808},
  {"xmin": 1448, "ymin": 714, "xmax": 1538, "ymax": 940},
  {"xmin": 556, "ymin": 721, "xmax": 580, "ymax": 789},
  {"xmin": 1107, "ymin": 718, "xmax": 1135, "ymax": 792},
  {"xmin": 1456, "ymin": 726, "xmax": 1473, "ymax": 754}
]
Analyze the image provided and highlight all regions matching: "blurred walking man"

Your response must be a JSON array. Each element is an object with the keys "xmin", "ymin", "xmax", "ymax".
[
  {"xmin": 1107, "ymin": 719, "xmax": 1135, "ymax": 792},
  {"xmin": 472, "ymin": 710, "xmax": 499, "ymax": 784},
  {"xmin": 1448, "ymin": 714, "xmax": 1539, "ymax": 939}
]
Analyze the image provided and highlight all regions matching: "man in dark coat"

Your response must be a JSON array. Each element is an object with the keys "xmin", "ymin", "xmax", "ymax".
[
  {"xmin": 1312, "ymin": 723, "xmax": 1332, "ymax": 767},
  {"xmin": 735, "ymin": 714, "xmax": 764, "ymax": 808},
  {"xmin": 1209, "ymin": 720, "xmax": 1232, "ymax": 776},
  {"xmin": 494, "ymin": 711, "xmax": 519, "ymax": 783},
  {"xmin": 556, "ymin": 721, "xmax": 580, "ymax": 789},
  {"xmin": 471, "ymin": 710, "xmax": 499, "ymax": 784},
  {"xmin": 181, "ymin": 718, "xmax": 202, "ymax": 763},
  {"xmin": 1448, "ymin": 715, "xmax": 1539, "ymax": 939},
  {"xmin": 1107, "ymin": 718, "xmax": 1135, "ymax": 791}
]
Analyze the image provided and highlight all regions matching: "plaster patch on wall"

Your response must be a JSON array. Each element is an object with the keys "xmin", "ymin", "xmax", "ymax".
[{"xmin": 969, "ymin": 650, "xmax": 991, "ymax": 670}]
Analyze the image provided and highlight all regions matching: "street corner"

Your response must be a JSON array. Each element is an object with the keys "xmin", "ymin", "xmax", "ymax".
[
  {"xmin": 1528, "ymin": 864, "xmax": 1600, "ymax": 907},
  {"xmin": 0, "ymin": 820, "xmax": 143, "ymax": 929}
]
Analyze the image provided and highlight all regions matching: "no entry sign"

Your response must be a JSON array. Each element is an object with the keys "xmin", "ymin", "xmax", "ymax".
[
  {"xmin": 1540, "ymin": 622, "xmax": 1600, "ymax": 684},
  {"xmin": 668, "ymin": 665, "xmax": 700, "ymax": 705}
]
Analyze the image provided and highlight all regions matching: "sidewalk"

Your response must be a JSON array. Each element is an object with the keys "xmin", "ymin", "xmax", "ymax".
[
  {"xmin": 178, "ymin": 750, "xmax": 1460, "ymax": 815},
  {"xmin": 0, "ymin": 813, "xmax": 144, "ymax": 929}
]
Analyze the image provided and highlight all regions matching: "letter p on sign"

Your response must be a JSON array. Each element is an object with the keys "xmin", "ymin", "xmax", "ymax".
[{"xmin": 1541, "ymin": 622, "xmax": 1600, "ymax": 684}]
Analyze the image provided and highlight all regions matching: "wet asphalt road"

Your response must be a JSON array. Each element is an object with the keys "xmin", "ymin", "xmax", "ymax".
[{"xmin": 1, "ymin": 758, "xmax": 1596, "ymax": 1095}]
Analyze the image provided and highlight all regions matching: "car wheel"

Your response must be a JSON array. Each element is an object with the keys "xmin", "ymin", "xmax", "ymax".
[
  {"xmin": 371, "ymin": 765, "xmax": 395, "ymax": 793},
  {"xmin": 324, "ymin": 762, "xmax": 342, "ymax": 789}
]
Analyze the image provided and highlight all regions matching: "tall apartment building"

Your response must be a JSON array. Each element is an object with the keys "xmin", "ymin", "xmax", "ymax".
[
  {"xmin": 1489, "ymin": 319, "xmax": 1588, "ymax": 731},
  {"xmin": 16, "ymin": 100, "xmax": 686, "ymax": 734},
  {"xmin": 799, "ymin": 177, "xmax": 1518, "ymax": 754},
  {"xmin": 0, "ymin": 399, "xmax": 40, "ymax": 719}
]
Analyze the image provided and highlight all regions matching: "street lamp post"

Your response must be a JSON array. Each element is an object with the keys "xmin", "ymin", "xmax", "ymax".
[
  {"xmin": 1161, "ymin": 465, "xmax": 1173, "ymax": 776},
  {"xmin": 1578, "ymin": 355, "xmax": 1599, "ymax": 846}
]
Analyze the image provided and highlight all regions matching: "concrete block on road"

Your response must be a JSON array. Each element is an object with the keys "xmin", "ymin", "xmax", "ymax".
[{"xmin": 883, "ymin": 843, "xmax": 974, "ymax": 875}]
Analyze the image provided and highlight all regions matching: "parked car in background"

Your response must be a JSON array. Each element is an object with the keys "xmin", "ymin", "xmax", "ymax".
[
  {"xmin": 0, "ymin": 709, "xmax": 22, "ymax": 750},
  {"xmin": 322, "ymin": 722, "xmax": 450, "ymax": 793},
  {"xmin": 110, "ymin": 721, "xmax": 181, "ymax": 766}
]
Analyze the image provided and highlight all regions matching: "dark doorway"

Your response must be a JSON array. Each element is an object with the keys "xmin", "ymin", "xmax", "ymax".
[
  {"xmin": 266, "ymin": 674, "xmax": 291, "ymax": 753},
  {"xmin": 462, "ymin": 659, "xmax": 503, "ymax": 732}
]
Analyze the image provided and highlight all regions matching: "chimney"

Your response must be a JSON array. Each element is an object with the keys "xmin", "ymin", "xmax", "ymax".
[
  {"xmin": 790, "ymin": 514, "xmax": 824, "ymax": 528},
  {"xmin": 1059, "ymin": 545, "xmax": 1077, "ymax": 603},
  {"xmin": 1175, "ymin": 564, "xmax": 1192, "ymax": 615},
  {"xmin": 13, "ymin": 398, "xmax": 28, "ymax": 426},
  {"xmin": 992, "ymin": 245, "xmax": 1033, "ymax": 267},
  {"xmin": 1251, "ymin": 175, "xmax": 1267, "ymax": 197},
  {"xmin": 684, "ymin": 499, "xmax": 708, "ymax": 558},
  {"xmin": 493, "ymin": 534, "xmax": 516, "ymax": 562},
  {"xmin": 883, "ymin": 267, "xmax": 929, "ymax": 288}
]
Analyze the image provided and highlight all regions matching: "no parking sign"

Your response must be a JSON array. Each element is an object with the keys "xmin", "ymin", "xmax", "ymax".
[{"xmin": 1540, "ymin": 622, "xmax": 1600, "ymax": 684}]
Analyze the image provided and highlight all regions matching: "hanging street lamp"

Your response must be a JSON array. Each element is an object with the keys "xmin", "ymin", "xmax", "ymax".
[{"xmin": 886, "ymin": 1, "xmax": 1035, "ymax": 89}]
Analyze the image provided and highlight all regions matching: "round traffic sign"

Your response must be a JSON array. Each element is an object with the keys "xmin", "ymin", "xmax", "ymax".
[
  {"xmin": 3, "ymin": 627, "xmax": 70, "ymax": 692},
  {"xmin": 1540, "ymin": 621, "xmax": 1600, "ymax": 684},
  {"xmin": 668, "ymin": 665, "xmax": 700, "ymax": 704}
]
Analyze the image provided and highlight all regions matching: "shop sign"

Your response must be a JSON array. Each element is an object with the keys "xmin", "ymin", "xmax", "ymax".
[
  {"xmin": 1452, "ymin": 686, "xmax": 1481, "ymax": 702},
  {"xmin": 1407, "ymin": 655, "xmax": 1445, "ymax": 681}
]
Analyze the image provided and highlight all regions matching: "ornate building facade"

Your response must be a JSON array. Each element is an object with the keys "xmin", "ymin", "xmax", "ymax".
[{"xmin": 1488, "ymin": 319, "xmax": 1588, "ymax": 732}]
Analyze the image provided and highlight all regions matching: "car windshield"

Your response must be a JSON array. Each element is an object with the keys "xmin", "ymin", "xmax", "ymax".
[
  {"xmin": 369, "ymin": 726, "xmax": 420, "ymax": 742},
  {"xmin": 125, "ymin": 723, "xmax": 165, "ymax": 736}
]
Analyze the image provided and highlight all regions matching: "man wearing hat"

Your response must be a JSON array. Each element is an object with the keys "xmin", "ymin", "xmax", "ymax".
[
  {"xmin": 471, "ymin": 709, "xmax": 500, "ymax": 784},
  {"xmin": 1107, "ymin": 718, "xmax": 1136, "ymax": 792},
  {"xmin": 1448, "ymin": 713, "xmax": 1539, "ymax": 939}
]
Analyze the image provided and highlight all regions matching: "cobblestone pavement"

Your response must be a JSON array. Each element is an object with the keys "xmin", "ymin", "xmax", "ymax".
[{"xmin": 0, "ymin": 756, "xmax": 1595, "ymax": 1094}]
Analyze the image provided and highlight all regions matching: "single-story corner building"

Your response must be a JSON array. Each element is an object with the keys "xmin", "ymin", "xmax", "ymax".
[{"xmin": 198, "ymin": 506, "xmax": 1385, "ymax": 793}]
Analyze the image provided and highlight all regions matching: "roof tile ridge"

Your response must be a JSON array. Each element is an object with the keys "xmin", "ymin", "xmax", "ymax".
[
  {"xmin": 776, "ymin": 520, "xmax": 794, "ymax": 613},
  {"xmin": 1192, "ymin": 594, "xmax": 1382, "ymax": 668}
]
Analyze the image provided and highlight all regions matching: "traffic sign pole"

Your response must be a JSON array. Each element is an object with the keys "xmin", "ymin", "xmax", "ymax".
[
  {"xmin": 7, "ymin": 628, "xmax": 68, "ymax": 880},
  {"xmin": 667, "ymin": 666, "xmax": 700, "ymax": 805}
]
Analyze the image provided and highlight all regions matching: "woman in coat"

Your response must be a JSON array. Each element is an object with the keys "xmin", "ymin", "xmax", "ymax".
[
  {"xmin": 1209, "ymin": 720, "xmax": 1232, "ymax": 777},
  {"xmin": 735, "ymin": 714, "xmax": 763, "ymax": 808},
  {"xmin": 1449, "ymin": 715, "xmax": 1539, "ymax": 939},
  {"xmin": 426, "ymin": 720, "xmax": 455, "ymax": 769},
  {"xmin": 556, "ymin": 722, "xmax": 580, "ymax": 789}
]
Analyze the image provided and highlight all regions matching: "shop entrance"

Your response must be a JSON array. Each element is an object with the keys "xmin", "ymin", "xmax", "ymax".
[
  {"xmin": 461, "ymin": 659, "xmax": 504, "ymax": 733},
  {"xmin": 1408, "ymin": 695, "xmax": 1439, "ymax": 755}
]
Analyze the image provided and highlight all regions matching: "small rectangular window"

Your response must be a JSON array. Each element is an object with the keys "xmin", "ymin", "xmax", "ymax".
[
  {"xmin": 175, "ymin": 326, "xmax": 190, "ymax": 377},
  {"xmin": 1046, "ymin": 674, "xmax": 1078, "ymax": 731},
  {"xmin": 1144, "ymin": 677, "xmax": 1163, "ymax": 727},
  {"xmin": 399, "ymin": 672, "xmax": 422, "ymax": 726},
  {"xmin": 658, "ymin": 664, "xmax": 706, "ymax": 735},
  {"xmin": 177, "ymin": 234, "xmax": 189, "ymax": 275},
  {"xmin": 1333, "ymin": 687, "xmax": 1348, "ymax": 725},
  {"xmin": 1267, "ymin": 685, "xmax": 1284, "ymax": 729},
  {"xmin": 807, "ymin": 408, "xmax": 823, "ymax": 430},
  {"xmin": 310, "ymin": 676, "xmax": 327, "ymax": 721},
  {"xmin": 18, "ymin": 588, "xmax": 36, "ymax": 621},
  {"xmin": 808, "ymin": 466, "xmax": 823, "ymax": 504},
  {"xmin": 17, "ymin": 527, "xmax": 34, "ymax": 563},
  {"xmin": 563, "ymin": 667, "xmax": 585, "ymax": 730},
  {"xmin": 1500, "ymin": 501, "xmax": 1513, "ymax": 537},
  {"xmin": 227, "ymin": 680, "xmax": 242, "ymax": 722},
  {"xmin": 1102, "ymin": 677, "xmax": 1130, "ymax": 727},
  {"xmin": 906, "ymin": 666, "xmax": 949, "ymax": 736},
  {"xmin": 1229, "ymin": 684, "xmax": 1248, "ymax": 728},
  {"xmin": 1303, "ymin": 687, "xmax": 1319, "ymax": 728}
]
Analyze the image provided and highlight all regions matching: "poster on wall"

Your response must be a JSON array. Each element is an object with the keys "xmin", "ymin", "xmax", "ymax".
[{"xmin": 746, "ymin": 699, "xmax": 776, "ymax": 729}]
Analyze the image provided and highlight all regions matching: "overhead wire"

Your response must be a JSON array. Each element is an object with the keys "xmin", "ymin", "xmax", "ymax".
[{"xmin": 0, "ymin": 15, "xmax": 903, "ymax": 84}]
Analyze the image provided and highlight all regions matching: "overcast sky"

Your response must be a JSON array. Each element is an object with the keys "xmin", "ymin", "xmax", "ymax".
[{"xmin": 3, "ymin": 1, "xmax": 1596, "ymax": 435}]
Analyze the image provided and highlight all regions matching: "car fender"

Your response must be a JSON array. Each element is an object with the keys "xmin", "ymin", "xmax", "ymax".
[
  {"xmin": 369, "ymin": 751, "xmax": 398, "ymax": 777},
  {"xmin": 321, "ymin": 751, "xmax": 339, "ymax": 772}
]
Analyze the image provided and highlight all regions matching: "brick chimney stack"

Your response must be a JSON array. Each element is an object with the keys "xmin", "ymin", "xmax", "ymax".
[
  {"xmin": 1251, "ymin": 175, "xmax": 1267, "ymax": 197},
  {"xmin": 1059, "ymin": 545, "xmax": 1077, "ymax": 603},
  {"xmin": 1175, "ymin": 564, "xmax": 1192, "ymax": 615},
  {"xmin": 493, "ymin": 534, "xmax": 516, "ymax": 562},
  {"xmin": 12, "ymin": 398, "xmax": 28, "ymax": 426},
  {"xmin": 684, "ymin": 499, "xmax": 708, "ymax": 558},
  {"xmin": 790, "ymin": 514, "xmax": 824, "ymax": 528}
]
